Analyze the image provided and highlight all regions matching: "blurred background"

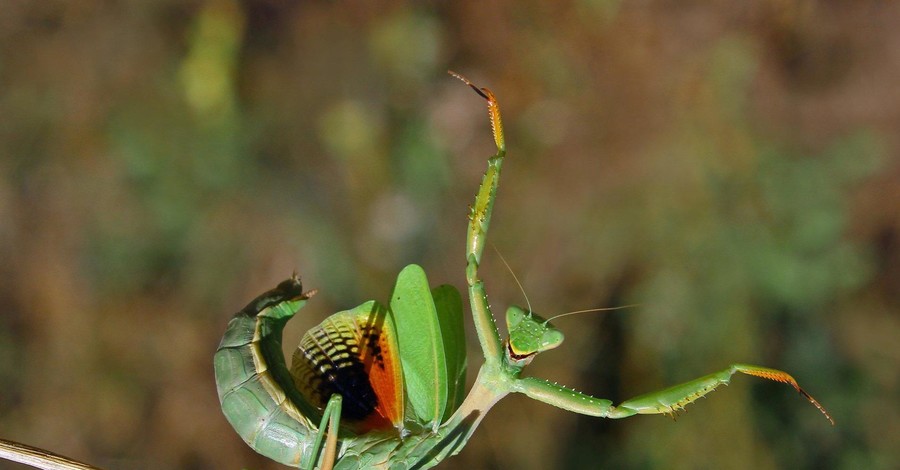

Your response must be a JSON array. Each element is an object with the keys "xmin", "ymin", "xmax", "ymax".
[{"xmin": 2, "ymin": 1, "xmax": 898, "ymax": 469}]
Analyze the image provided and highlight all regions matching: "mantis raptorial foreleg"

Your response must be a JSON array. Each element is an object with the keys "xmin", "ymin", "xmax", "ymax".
[
  {"xmin": 454, "ymin": 71, "xmax": 506, "ymax": 367},
  {"xmin": 516, "ymin": 364, "xmax": 834, "ymax": 423}
]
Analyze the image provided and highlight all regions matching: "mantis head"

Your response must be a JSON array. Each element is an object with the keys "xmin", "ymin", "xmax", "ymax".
[{"xmin": 504, "ymin": 306, "xmax": 565, "ymax": 367}]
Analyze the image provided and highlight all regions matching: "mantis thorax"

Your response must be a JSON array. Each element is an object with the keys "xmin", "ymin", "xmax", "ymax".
[{"xmin": 504, "ymin": 306, "xmax": 564, "ymax": 367}]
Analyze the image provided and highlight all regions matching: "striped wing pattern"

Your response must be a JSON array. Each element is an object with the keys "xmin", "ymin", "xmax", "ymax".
[{"xmin": 290, "ymin": 301, "xmax": 404, "ymax": 434}]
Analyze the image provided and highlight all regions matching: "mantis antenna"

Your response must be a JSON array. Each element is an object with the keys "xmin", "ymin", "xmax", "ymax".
[
  {"xmin": 545, "ymin": 304, "xmax": 642, "ymax": 324},
  {"xmin": 491, "ymin": 242, "xmax": 639, "ymax": 324},
  {"xmin": 491, "ymin": 244, "xmax": 533, "ymax": 316}
]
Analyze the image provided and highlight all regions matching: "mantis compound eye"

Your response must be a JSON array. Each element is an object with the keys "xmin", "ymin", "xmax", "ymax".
[{"xmin": 538, "ymin": 329, "xmax": 564, "ymax": 352}]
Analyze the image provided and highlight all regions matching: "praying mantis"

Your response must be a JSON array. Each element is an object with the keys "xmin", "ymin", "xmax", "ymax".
[
  {"xmin": 212, "ymin": 72, "xmax": 834, "ymax": 470},
  {"xmin": 0, "ymin": 72, "xmax": 833, "ymax": 470}
]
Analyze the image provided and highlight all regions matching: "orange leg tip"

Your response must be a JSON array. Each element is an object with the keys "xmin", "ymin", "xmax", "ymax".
[
  {"xmin": 738, "ymin": 367, "xmax": 834, "ymax": 425},
  {"xmin": 797, "ymin": 388, "xmax": 836, "ymax": 426},
  {"xmin": 448, "ymin": 70, "xmax": 492, "ymax": 102}
]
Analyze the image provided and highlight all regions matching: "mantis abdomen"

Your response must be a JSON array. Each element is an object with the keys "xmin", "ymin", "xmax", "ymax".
[
  {"xmin": 214, "ymin": 277, "xmax": 319, "ymax": 467},
  {"xmin": 214, "ymin": 278, "xmax": 412, "ymax": 469}
]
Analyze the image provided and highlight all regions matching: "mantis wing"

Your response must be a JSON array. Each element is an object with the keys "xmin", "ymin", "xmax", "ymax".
[
  {"xmin": 290, "ymin": 300, "xmax": 405, "ymax": 434},
  {"xmin": 390, "ymin": 264, "xmax": 447, "ymax": 429},
  {"xmin": 431, "ymin": 284, "xmax": 466, "ymax": 422}
]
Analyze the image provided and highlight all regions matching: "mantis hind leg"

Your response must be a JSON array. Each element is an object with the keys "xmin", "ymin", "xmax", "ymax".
[{"xmin": 301, "ymin": 394, "xmax": 342, "ymax": 470}]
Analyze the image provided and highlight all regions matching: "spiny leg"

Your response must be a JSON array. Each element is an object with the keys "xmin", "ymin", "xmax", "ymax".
[
  {"xmin": 515, "ymin": 364, "xmax": 833, "ymax": 424},
  {"xmin": 450, "ymin": 71, "xmax": 507, "ymax": 365},
  {"xmin": 301, "ymin": 394, "xmax": 342, "ymax": 470}
]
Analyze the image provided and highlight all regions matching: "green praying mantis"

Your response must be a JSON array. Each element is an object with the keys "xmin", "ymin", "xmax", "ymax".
[
  {"xmin": 0, "ymin": 72, "xmax": 833, "ymax": 470},
  {"xmin": 212, "ymin": 72, "xmax": 834, "ymax": 470}
]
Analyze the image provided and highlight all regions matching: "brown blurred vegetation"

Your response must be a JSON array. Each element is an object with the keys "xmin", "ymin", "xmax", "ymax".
[{"xmin": 2, "ymin": 1, "xmax": 899, "ymax": 469}]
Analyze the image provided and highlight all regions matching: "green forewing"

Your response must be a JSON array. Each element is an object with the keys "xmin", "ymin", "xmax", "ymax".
[
  {"xmin": 390, "ymin": 264, "xmax": 447, "ymax": 428},
  {"xmin": 431, "ymin": 284, "xmax": 466, "ymax": 422}
]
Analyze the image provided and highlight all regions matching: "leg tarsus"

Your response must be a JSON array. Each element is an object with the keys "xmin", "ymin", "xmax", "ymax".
[{"xmin": 730, "ymin": 364, "xmax": 834, "ymax": 425}]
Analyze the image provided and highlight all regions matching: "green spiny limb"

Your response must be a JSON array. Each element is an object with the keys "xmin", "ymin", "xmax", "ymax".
[
  {"xmin": 466, "ymin": 156, "xmax": 504, "ymax": 267},
  {"xmin": 465, "ymin": 156, "xmax": 504, "ymax": 364},
  {"xmin": 515, "ymin": 364, "xmax": 834, "ymax": 424},
  {"xmin": 614, "ymin": 364, "xmax": 834, "ymax": 424},
  {"xmin": 451, "ymin": 70, "xmax": 507, "ymax": 365},
  {"xmin": 465, "ymin": 262, "xmax": 503, "ymax": 366},
  {"xmin": 615, "ymin": 368, "xmax": 737, "ymax": 418},
  {"xmin": 515, "ymin": 377, "xmax": 627, "ymax": 418}
]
